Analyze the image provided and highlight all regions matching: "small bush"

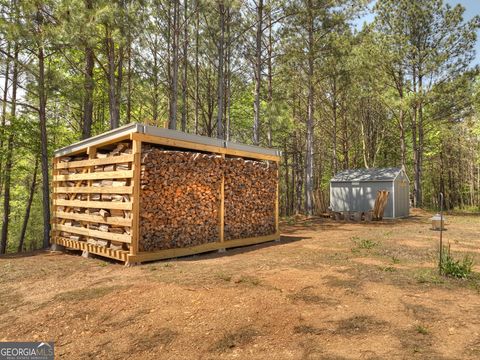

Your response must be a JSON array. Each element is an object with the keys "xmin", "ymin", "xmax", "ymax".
[
  {"xmin": 415, "ymin": 325, "xmax": 429, "ymax": 335},
  {"xmin": 441, "ymin": 249, "xmax": 474, "ymax": 279},
  {"xmin": 352, "ymin": 236, "xmax": 377, "ymax": 249}
]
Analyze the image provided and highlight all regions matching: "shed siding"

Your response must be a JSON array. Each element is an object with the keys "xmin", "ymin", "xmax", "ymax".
[
  {"xmin": 331, "ymin": 181, "xmax": 394, "ymax": 218},
  {"xmin": 394, "ymin": 171, "xmax": 410, "ymax": 217}
]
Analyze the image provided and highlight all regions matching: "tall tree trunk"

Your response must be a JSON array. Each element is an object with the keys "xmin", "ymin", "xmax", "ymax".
[
  {"xmin": 169, "ymin": 0, "xmax": 180, "ymax": 130},
  {"xmin": 304, "ymin": 2, "xmax": 314, "ymax": 215},
  {"xmin": 411, "ymin": 65, "xmax": 419, "ymax": 207},
  {"xmin": 181, "ymin": 0, "xmax": 188, "ymax": 132},
  {"xmin": 332, "ymin": 78, "xmax": 337, "ymax": 174},
  {"xmin": 194, "ymin": 0, "xmax": 199, "ymax": 134},
  {"xmin": 417, "ymin": 70, "xmax": 424, "ymax": 207},
  {"xmin": 82, "ymin": 0, "xmax": 94, "ymax": 139},
  {"xmin": 106, "ymin": 26, "xmax": 119, "ymax": 129},
  {"xmin": 38, "ymin": 13, "xmax": 51, "ymax": 249},
  {"xmin": 252, "ymin": 0, "xmax": 263, "ymax": 146},
  {"xmin": 216, "ymin": 0, "xmax": 225, "ymax": 139},
  {"xmin": 266, "ymin": 5, "xmax": 273, "ymax": 147},
  {"xmin": 225, "ymin": 6, "xmax": 231, "ymax": 141},
  {"xmin": 0, "ymin": 42, "xmax": 11, "ymax": 195},
  {"xmin": 126, "ymin": 37, "xmax": 132, "ymax": 123},
  {"xmin": 18, "ymin": 157, "xmax": 39, "ymax": 252},
  {"xmin": 0, "ymin": 43, "xmax": 17, "ymax": 255}
]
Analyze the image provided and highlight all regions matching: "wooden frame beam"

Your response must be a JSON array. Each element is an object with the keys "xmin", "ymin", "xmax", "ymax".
[
  {"xmin": 53, "ymin": 170, "xmax": 133, "ymax": 182},
  {"xmin": 55, "ymin": 199, "xmax": 133, "ymax": 210},
  {"xmin": 56, "ymin": 154, "xmax": 133, "ymax": 169},
  {"xmin": 56, "ymin": 224, "xmax": 131, "ymax": 243}
]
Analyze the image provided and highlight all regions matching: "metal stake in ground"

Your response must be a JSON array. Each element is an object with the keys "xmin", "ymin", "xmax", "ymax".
[{"xmin": 438, "ymin": 192, "xmax": 444, "ymax": 275}]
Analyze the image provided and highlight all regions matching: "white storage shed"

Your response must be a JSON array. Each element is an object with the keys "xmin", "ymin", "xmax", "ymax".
[{"xmin": 330, "ymin": 167, "xmax": 410, "ymax": 219}]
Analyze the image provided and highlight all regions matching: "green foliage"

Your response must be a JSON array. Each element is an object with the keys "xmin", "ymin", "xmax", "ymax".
[
  {"xmin": 440, "ymin": 248, "xmax": 474, "ymax": 279},
  {"xmin": 352, "ymin": 236, "xmax": 378, "ymax": 250}
]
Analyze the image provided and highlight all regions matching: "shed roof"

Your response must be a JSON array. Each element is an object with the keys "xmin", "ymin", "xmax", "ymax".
[
  {"xmin": 331, "ymin": 167, "xmax": 403, "ymax": 182},
  {"xmin": 54, "ymin": 123, "xmax": 281, "ymax": 161}
]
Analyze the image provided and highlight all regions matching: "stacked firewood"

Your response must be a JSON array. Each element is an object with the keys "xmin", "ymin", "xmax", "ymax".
[
  {"xmin": 224, "ymin": 158, "xmax": 277, "ymax": 240},
  {"xmin": 139, "ymin": 146, "xmax": 223, "ymax": 251},
  {"xmin": 56, "ymin": 142, "xmax": 132, "ymax": 251}
]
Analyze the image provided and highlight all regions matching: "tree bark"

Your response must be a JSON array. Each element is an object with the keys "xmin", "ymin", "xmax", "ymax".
[
  {"xmin": 181, "ymin": 0, "xmax": 188, "ymax": 132},
  {"xmin": 0, "ymin": 42, "xmax": 11, "ymax": 195},
  {"xmin": 106, "ymin": 25, "xmax": 120, "ymax": 129},
  {"xmin": 216, "ymin": 0, "xmax": 225, "ymax": 139},
  {"xmin": 169, "ymin": 0, "xmax": 180, "ymax": 130},
  {"xmin": 0, "ymin": 43, "xmax": 17, "ymax": 255},
  {"xmin": 82, "ymin": 0, "xmax": 94, "ymax": 139},
  {"xmin": 194, "ymin": 0, "xmax": 199, "ymax": 134},
  {"xmin": 304, "ymin": 2, "xmax": 314, "ymax": 215},
  {"xmin": 18, "ymin": 157, "xmax": 38, "ymax": 252},
  {"xmin": 266, "ymin": 5, "xmax": 273, "ymax": 147},
  {"xmin": 252, "ymin": 0, "xmax": 263, "ymax": 146},
  {"xmin": 37, "ymin": 9, "xmax": 51, "ymax": 249}
]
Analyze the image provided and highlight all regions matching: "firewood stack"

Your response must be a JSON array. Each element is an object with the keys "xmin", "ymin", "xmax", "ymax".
[
  {"xmin": 139, "ymin": 146, "xmax": 224, "ymax": 251},
  {"xmin": 56, "ymin": 142, "xmax": 133, "ymax": 251},
  {"xmin": 224, "ymin": 158, "xmax": 277, "ymax": 240}
]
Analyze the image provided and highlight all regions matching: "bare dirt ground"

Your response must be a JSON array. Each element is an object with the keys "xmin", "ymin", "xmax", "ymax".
[{"xmin": 1, "ymin": 209, "xmax": 480, "ymax": 359}]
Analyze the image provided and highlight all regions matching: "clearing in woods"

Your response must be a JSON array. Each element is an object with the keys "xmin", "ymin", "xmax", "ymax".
[{"xmin": 1, "ymin": 209, "xmax": 479, "ymax": 359}]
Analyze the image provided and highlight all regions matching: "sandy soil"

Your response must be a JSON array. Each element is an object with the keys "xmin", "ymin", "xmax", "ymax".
[{"xmin": 1, "ymin": 209, "xmax": 479, "ymax": 359}]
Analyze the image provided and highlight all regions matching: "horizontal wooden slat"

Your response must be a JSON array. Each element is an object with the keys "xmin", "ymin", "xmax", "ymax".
[
  {"xmin": 53, "ymin": 237, "xmax": 129, "ymax": 261},
  {"xmin": 55, "ymin": 154, "xmax": 134, "ymax": 169},
  {"xmin": 54, "ymin": 186, "xmax": 133, "ymax": 194},
  {"xmin": 53, "ymin": 170, "xmax": 134, "ymax": 182},
  {"xmin": 55, "ymin": 224, "xmax": 131, "ymax": 243},
  {"xmin": 55, "ymin": 199, "xmax": 132, "ymax": 210},
  {"xmin": 127, "ymin": 232, "xmax": 280, "ymax": 263},
  {"xmin": 55, "ymin": 211, "xmax": 132, "ymax": 227}
]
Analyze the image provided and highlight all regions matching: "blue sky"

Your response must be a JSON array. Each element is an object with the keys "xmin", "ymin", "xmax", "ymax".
[{"xmin": 356, "ymin": 0, "xmax": 480, "ymax": 65}]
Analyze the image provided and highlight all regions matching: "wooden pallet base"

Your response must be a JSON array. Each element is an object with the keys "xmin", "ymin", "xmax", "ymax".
[
  {"xmin": 52, "ymin": 232, "xmax": 280, "ymax": 264},
  {"xmin": 53, "ymin": 237, "xmax": 129, "ymax": 262}
]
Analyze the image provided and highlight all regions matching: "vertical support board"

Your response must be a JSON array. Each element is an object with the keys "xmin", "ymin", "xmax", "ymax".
[
  {"xmin": 275, "ymin": 160, "xmax": 280, "ymax": 234},
  {"xmin": 130, "ymin": 138, "xmax": 141, "ymax": 255},
  {"xmin": 219, "ymin": 154, "xmax": 225, "ymax": 243},
  {"xmin": 86, "ymin": 147, "xmax": 97, "ymax": 238},
  {"xmin": 51, "ymin": 157, "xmax": 59, "ymax": 245}
]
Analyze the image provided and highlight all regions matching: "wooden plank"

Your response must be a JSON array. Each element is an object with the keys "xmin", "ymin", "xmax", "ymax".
[
  {"xmin": 55, "ymin": 211, "xmax": 132, "ymax": 227},
  {"xmin": 219, "ymin": 154, "xmax": 225, "ymax": 243},
  {"xmin": 224, "ymin": 148, "xmax": 280, "ymax": 162},
  {"xmin": 133, "ymin": 133, "xmax": 280, "ymax": 162},
  {"xmin": 133, "ymin": 132, "xmax": 227, "ymax": 156},
  {"xmin": 53, "ymin": 170, "xmax": 133, "ymax": 182},
  {"xmin": 53, "ymin": 237, "xmax": 128, "ymax": 262},
  {"xmin": 127, "ymin": 232, "xmax": 280, "ymax": 263},
  {"xmin": 55, "ymin": 199, "xmax": 132, "ymax": 210},
  {"xmin": 130, "ymin": 138, "xmax": 140, "ymax": 256},
  {"xmin": 56, "ymin": 154, "xmax": 134, "ymax": 169},
  {"xmin": 56, "ymin": 224, "xmax": 131, "ymax": 243},
  {"xmin": 54, "ymin": 134, "xmax": 131, "ymax": 158},
  {"xmin": 54, "ymin": 186, "xmax": 133, "ymax": 194},
  {"xmin": 275, "ymin": 160, "xmax": 279, "ymax": 233}
]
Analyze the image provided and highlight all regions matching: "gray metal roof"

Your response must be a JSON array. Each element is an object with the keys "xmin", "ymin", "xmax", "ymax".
[
  {"xmin": 54, "ymin": 123, "xmax": 281, "ymax": 158},
  {"xmin": 331, "ymin": 167, "xmax": 403, "ymax": 182}
]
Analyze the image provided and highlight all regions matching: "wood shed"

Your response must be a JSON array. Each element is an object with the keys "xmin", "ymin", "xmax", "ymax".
[
  {"xmin": 330, "ymin": 167, "xmax": 410, "ymax": 219},
  {"xmin": 51, "ymin": 123, "xmax": 280, "ymax": 265}
]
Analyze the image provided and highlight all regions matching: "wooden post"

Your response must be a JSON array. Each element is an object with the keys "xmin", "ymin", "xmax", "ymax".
[
  {"xmin": 275, "ymin": 159, "xmax": 279, "ymax": 235},
  {"xmin": 130, "ymin": 138, "xmax": 141, "ymax": 257},
  {"xmin": 86, "ymin": 146, "xmax": 96, "ymax": 244},
  {"xmin": 219, "ymin": 154, "xmax": 225, "ymax": 245},
  {"xmin": 51, "ymin": 157, "xmax": 59, "ymax": 246}
]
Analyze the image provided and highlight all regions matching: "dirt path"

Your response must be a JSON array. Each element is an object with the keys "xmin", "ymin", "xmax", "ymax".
[{"xmin": 1, "ymin": 209, "xmax": 479, "ymax": 359}]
